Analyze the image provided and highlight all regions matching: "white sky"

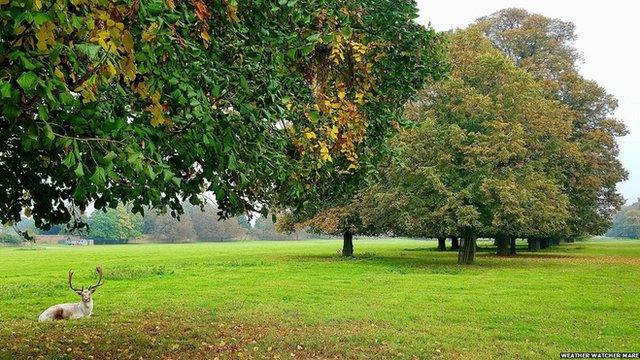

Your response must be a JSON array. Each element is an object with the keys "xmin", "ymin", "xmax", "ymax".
[{"xmin": 416, "ymin": 0, "xmax": 639, "ymax": 204}]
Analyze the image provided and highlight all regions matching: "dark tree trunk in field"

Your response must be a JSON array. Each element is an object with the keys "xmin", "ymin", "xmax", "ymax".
[
  {"xmin": 342, "ymin": 231, "xmax": 354, "ymax": 257},
  {"xmin": 458, "ymin": 235, "xmax": 476, "ymax": 264},
  {"xmin": 451, "ymin": 237, "xmax": 460, "ymax": 250},
  {"xmin": 496, "ymin": 235, "xmax": 509, "ymax": 256},
  {"xmin": 509, "ymin": 236, "xmax": 517, "ymax": 255},
  {"xmin": 437, "ymin": 237, "xmax": 446, "ymax": 251},
  {"xmin": 528, "ymin": 238, "xmax": 540, "ymax": 252},
  {"xmin": 540, "ymin": 238, "xmax": 549, "ymax": 249}
]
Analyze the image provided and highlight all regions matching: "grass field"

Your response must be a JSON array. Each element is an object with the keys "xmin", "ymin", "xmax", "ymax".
[{"xmin": 1, "ymin": 238, "xmax": 639, "ymax": 359}]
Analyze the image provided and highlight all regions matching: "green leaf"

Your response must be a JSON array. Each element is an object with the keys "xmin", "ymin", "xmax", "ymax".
[
  {"xmin": 306, "ymin": 33, "xmax": 320, "ymax": 42},
  {"xmin": 301, "ymin": 44, "xmax": 314, "ymax": 56},
  {"xmin": 37, "ymin": 105, "xmax": 49, "ymax": 121},
  {"xmin": 146, "ymin": 165, "xmax": 157, "ymax": 180},
  {"xmin": 341, "ymin": 27, "xmax": 353, "ymax": 39},
  {"xmin": 308, "ymin": 110, "xmax": 320, "ymax": 123},
  {"xmin": 27, "ymin": 124, "xmax": 39, "ymax": 140},
  {"xmin": 0, "ymin": 81, "xmax": 12, "ymax": 98},
  {"xmin": 75, "ymin": 43, "xmax": 101, "ymax": 61},
  {"xmin": 17, "ymin": 72, "xmax": 39, "ymax": 92},
  {"xmin": 104, "ymin": 151, "xmax": 117, "ymax": 163},
  {"xmin": 287, "ymin": 48, "xmax": 297, "ymax": 60},
  {"xmin": 91, "ymin": 167, "xmax": 106, "ymax": 187},
  {"xmin": 163, "ymin": 169, "xmax": 174, "ymax": 182},
  {"xmin": 74, "ymin": 163, "xmax": 84, "ymax": 177},
  {"xmin": 43, "ymin": 123, "xmax": 54, "ymax": 141},
  {"xmin": 228, "ymin": 153, "xmax": 237, "ymax": 170},
  {"xmin": 62, "ymin": 152, "xmax": 76, "ymax": 169}
]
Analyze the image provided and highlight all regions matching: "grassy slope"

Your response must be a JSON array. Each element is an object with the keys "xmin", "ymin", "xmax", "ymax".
[{"xmin": 1, "ymin": 239, "xmax": 639, "ymax": 359}]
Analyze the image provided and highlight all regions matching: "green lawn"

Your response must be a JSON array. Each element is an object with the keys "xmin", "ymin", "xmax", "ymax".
[{"xmin": 1, "ymin": 238, "xmax": 639, "ymax": 359}]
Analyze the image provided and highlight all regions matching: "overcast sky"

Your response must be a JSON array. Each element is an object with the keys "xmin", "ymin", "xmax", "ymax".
[{"xmin": 415, "ymin": 1, "xmax": 639, "ymax": 204}]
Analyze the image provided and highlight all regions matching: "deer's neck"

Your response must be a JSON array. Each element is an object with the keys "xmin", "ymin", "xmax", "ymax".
[{"xmin": 78, "ymin": 299, "xmax": 93, "ymax": 316}]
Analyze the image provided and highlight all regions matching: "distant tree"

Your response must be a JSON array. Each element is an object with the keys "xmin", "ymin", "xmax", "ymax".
[
  {"xmin": 475, "ymin": 9, "xmax": 628, "ymax": 238},
  {"xmin": 187, "ymin": 203, "xmax": 246, "ymax": 242},
  {"xmin": 87, "ymin": 205, "xmax": 142, "ymax": 244},
  {"xmin": 607, "ymin": 201, "xmax": 640, "ymax": 239},
  {"xmin": 39, "ymin": 225, "xmax": 61, "ymax": 235},
  {"xmin": 143, "ymin": 211, "xmax": 197, "ymax": 243},
  {"xmin": 0, "ymin": 233, "xmax": 24, "ymax": 246}
]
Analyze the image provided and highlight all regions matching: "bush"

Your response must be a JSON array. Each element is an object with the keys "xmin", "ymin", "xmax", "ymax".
[{"xmin": 0, "ymin": 233, "xmax": 24, "ymax": 246}]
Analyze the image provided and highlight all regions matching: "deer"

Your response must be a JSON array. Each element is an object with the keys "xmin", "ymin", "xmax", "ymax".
[{"xmin": 38, "ymin": 266, "xmax": 105, "ymax": 322}]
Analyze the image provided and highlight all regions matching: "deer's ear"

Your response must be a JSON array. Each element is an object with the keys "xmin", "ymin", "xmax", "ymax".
[
  {"xmin": 90, "ymin": 288, "xmax": 97, "ymax": 293},
  {"xmin": 75, "ymin": 291, "xmax": 83, "ymax": 295}
]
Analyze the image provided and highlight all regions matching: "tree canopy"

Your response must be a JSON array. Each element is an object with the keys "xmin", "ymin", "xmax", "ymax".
[
  {"xmin": 475, "ymin": 8, "xmax": 628, "ymax": 236},
  {"xmin": 294, "ymin": 11, "xmax": 628, "ymax": 263},
  {"xmin": 356, "ymin": 28, "xmax": 574, "ymax": 262},
  {"xmin": 0, "ymin": 0, "xmax": 446, "ymax": 233}
]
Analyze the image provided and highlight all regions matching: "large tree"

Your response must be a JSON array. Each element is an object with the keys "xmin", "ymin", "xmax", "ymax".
[
  {"xmin": 475, "ymin": 8, "xmax": 628, "ymax": 238},
  {"xmin": 339, "ymin": 29, "xmax": 573, "ymax": 263},
  {"xmin": 0, "ymin": 0, "xmax": 445, "ymax": 234}
]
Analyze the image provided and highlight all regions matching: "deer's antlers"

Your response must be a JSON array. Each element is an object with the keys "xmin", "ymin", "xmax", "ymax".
[
  {"xmin": 88, "ymin": 266, "xmax": 104, "ymax": 293},
  {"xmin": 68, "ymin": 270, "xmax": 82, "ymax": 293}
]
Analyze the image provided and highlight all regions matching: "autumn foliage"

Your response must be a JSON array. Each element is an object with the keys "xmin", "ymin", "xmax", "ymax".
[
  {"xmin": 0, "ymin": 0, "xmax": 445, "ymax": 232},
  {"xmin": 293, "ymin": 11, "xmax": 627, "ymax": 263}
]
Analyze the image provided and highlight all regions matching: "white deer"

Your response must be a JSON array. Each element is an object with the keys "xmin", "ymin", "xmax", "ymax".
[{"xmin": 38, "ymin": 267, "xmax": 105, "ymax": 322}]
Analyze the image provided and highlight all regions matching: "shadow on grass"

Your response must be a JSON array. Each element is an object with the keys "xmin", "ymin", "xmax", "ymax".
[{"xmin": 287, "ymin": 246, "xmax": 587, "ymax": 273}]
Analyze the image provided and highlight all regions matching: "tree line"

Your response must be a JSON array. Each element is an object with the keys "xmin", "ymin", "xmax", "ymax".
[
  {"xmin": 607, "ymin": 201, "xmax": 640, "ymax": 239},
  {"xmin": 1, "ymin": 203, "xmax": 312, "ymax": 244},
  {"xmin": 278, "ymin": 9, "xmax": 628, "ymax": 263}
]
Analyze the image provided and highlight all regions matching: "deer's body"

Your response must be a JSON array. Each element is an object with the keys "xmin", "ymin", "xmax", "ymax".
[
  {"xmin": 38, "ymin": 299, "xmax": 93, "ymax": 321},
  {"xmin": 37, "ymin": 267, "xmax": 104, "ymax": 322}
]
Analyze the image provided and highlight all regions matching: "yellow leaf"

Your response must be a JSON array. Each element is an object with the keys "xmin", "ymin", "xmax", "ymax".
[
  {"xmin": 319, "ymin": 143, "xmax": 332, "ymax": 162},
  {"xmin": 226, "ymin": 4, "xmax": 240, "ymax": 22},
  {"xmin": 141, "ymin": 22, "xmax": 159, "ymax": 42},
  {"xmin": 337, "ymin": 90, "xmax": 346, "ymax": 100},
  {"xmin": 328, "ymin": 125, "xmax": 339, "ymax": 140},
  {"xmin": 122, "ymin": 31, "xmax": 134, "ymax": 52},
  {"xmin": 54, "ymin": 67, "xmax": 65, "ymax": 80},
  {"xmin": 147, "ymin": 92, "xmax": 167, "ymax": 127},
  {"xmin": 35, "ymin": 21, "xmax": 55, "ymax": 52},
  {"xmin": 106, "ymin": 60, "xmax": 117, "ymax": 76},
  {"xmin": 121, "ymin": 55, "xmax": 137, "ymax": 83},
  {"xmin": 166, "ymin": 0, "xmax": 175, "ymax": 11},
  {"xmin": 200, "ymin": 28, "xmax": 210, "ymax": 48},
  {"xmin": 304, "ymin": 131, "xmax": 316, "ymax": 140},
  {"xmin": 33, "ymin": 0, "xmax": 42, "ymax": 10}
]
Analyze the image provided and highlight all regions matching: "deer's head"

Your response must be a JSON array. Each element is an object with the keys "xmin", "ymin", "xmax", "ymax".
[{"xmin": 68, "ymin": 266, "xmax": 104, "ymax": 302}]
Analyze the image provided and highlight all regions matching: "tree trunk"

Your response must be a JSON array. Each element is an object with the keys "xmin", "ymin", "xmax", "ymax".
[
  {"xmin": 495, "ymin": 235, "xmax": 509, "ymax": 256},
  {"xmin": 509, "ymin": 236, "xmax": 517, "ymax": 255},
  {"xmin": 528, "ymin": 238, "xmax": 540, "ymax": 252},
  {"xmin": 342, "ymin": 231, "xmax": 354, "ymax": 257},
  {"xmin": 451, "ymin": 237, "xmax": 460, "ymax": 250},
  {"xmin": 437, "ymin": 237, "xmax": 446, "ymax": 251},
  {"xmin": 540, "ymin": 238, "xmax": 549, "ymax": 249},
  {"xmin": 457, "ymin": 235, "xmax": 476, "ymax": 264}
]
